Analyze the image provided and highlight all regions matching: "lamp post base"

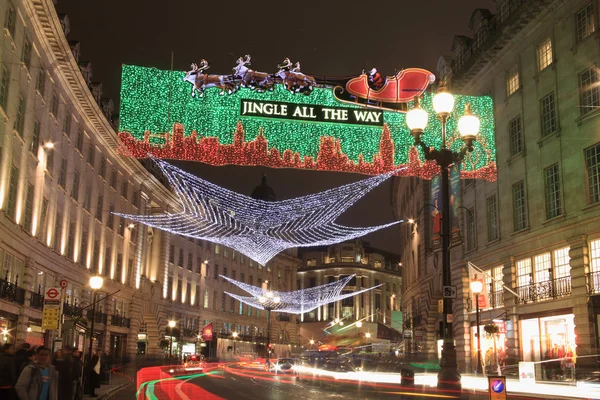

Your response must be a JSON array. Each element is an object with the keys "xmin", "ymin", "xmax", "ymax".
[{"xmin": 437, "ymin": 341, "xmax": 461, "ymax": 391}]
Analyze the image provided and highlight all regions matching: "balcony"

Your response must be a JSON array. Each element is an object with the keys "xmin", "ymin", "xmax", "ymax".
[
  {"xmin": 63, "ymin": 303, "xmax": 84, "ymax": 318},
  {"xmin": 87, "ymin": 310, "xmax": 108, "ymax": 324},
  {"xmin": 588, "ymin": 271, "xmax": 600, "ymax": 295},
  {"xmin": 516, "ymin": 276, "xmax": 571, "ymax": 304},
  {"xmin": 110, "ymin": 314, "xmax": 131, "ymax": 328},
  {"xmin": 30, "ymin": 292, "xmax": 44, "ymax": 309},
  {"xmin": 0, "ymin": 278, "xmax": 25, "ymax": 305},
  {"xmin": 182, "ymin": 328, "xmax": 197, "ymax": 337},
  {"xmin": 488, "ymin": 289, "xmax": 504, "ymax": 308}
]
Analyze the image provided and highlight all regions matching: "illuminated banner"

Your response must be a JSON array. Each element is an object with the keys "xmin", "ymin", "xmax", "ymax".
[
  {"xmin": 240, "ymin": 99, "xmax": 383, "ymax": 126},
  {"xmin": 118, "ymin": 59, "xmax": 497, "ymax": 180}
]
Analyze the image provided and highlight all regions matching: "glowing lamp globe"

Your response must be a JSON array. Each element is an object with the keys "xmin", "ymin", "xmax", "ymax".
[
  {"xmin": 365, "ymin": 332, "xmax": 371, "ymax": 338},
  {"xmin": 433, "ymin": 91, "xmax": 455, "ymax": 115},
  {"xmin": 356, "ymin": 321, "xmax": 363, "ymax": 328},
  {"xmin": 458, "ymin": 103, "xmax": 480, "ymax": 139},
  {"xmin": 168, "ymin": 320, "xmax": 176, "ymax": 328},
  {"xmin": 470, "ymin": 280, "xmax": 483, "ymax": 294},
  {"xmin": 406, "ymin": 104, "xmax": 428, "ymax": 132},
  {"xmin": 259, "ymin": 296, "xmax": 266, "ymax": 304},
  {"xmin": 273, "ymin": 296, "xmax": 281, "ymax": 304},
  {"xmin": 89, "ymin": 276, "xmax": 103, "ymax": 290},
  {"xmin": 232, "ymin": 332, "xmax": 238, "ymax": 338}
]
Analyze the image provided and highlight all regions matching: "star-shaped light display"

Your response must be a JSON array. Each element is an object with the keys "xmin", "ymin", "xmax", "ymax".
[
  {"xmin": 115, "ymin": 158, "xmax": 402, "ymax": 265},
  {"xmin": 222, "ymin": 274, "xmax": 380, "ymax": 314}
]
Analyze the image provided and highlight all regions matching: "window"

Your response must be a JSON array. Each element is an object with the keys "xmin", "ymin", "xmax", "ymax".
[
  {"xmin": 15, "ymin": 96, "xmax": 25, "ymax": 136},
  {"xmin": 0, "ymin": 65, "xmax": 10, "ymax": 111},
  {"xmin": 95, "ymin": 195, "xmax": 104, "ymax": 221},
  {"xmin": 585, "ymin": 144, "xmax": 600, "ymax": 204},
  {"xmin": 118, "ymin": 217, "xmax": 125, "ymax": 236},
  {"xmin": 50, "ymin": 92, "xmax": 58, "ymax": 117},
  {"xmin": 115, "ymin": 254, "xmax": 123, "ymax": 282},
  {"xmin": 76, "ymin": 130, "xmax": 84, "ymax": 153},
  {"xmin": 537, "ymin": 37, "xmax": 553, "ymax": 71},
  {"xmin": 466, "ymin": 208, "xmax": 477, "ymax": 251},
  {"xmin": 178, "ymin": 249, "xmax": 184, "ymax": 267},
  {"xmin": 576, "ymin": 3, "xmax": 596, "ymax": 42},
  {"xmin": 107, "ymin": 204, "xmax": 115, "ymax": 229},
  {"xmin": 212, "ymin": 290, "xmax": 217, "ymax": 310},
  {"xmin": 534, "ymin": 253, "xmax": 551, "ymax": 283},
  {"xmin": 215, "ymin": 244, "xmax": 221, "ymax": 255},
  {"xmin": 214, "ymin": 264, "xmax": 219, "ymax": 280},
  {"xmin": 46, "ymin": 150, "xmax": 54, "ymax": 176},
  {"xmin": 67, "ymin": 221, "xmax": 75, "ymax": 260},
  {"xmin": 38, "ymin": 198, "xmax": 48, "ymax": 241},
  {"xmin": 80, "ymin": 230, "xmax": 88, "ymax": 267},
  {"xmin": 221, "ymin": 293, "xmax": 226, "ymax": 312},
  {"xmin": 517, "ymin": 258, "xmax": 532, "ymax": 288},
  {"xmin": 121, "ymin": 181, "xmax": 128, "ymax": 199},
  {"xmin": 87, "ymin": 144, "xmax": 95, "ymax": 166},
  {"xmin": 23, "ymin": 184, "xmax": 34, "ymax": 233},
  {"xmin": 486, "ymin": 195, "xmax": 499, "ymax": 241},
  {"xmin": 591, "ymin": 239, "xmax": 600, "ymax": 273},
  {"xmin": 92, "ymin": 239, "xmax": 100, "ymax": 273},
  {"xmin": 187, "ymin": 252, "xmax": 192, "ymax": 270},
  {"xmin": 110, "ymin": 170, "xmax": 117, "ymax": 189},
  {"xmin": 6, "ymin": 165, "xmax": 18, "ymax": 220},
  {"xmin": 509, "ymin": 115, "xmax": 523, "ymax": 156},
  {"xmin": 71, "ymin": 171, "xmax": 80, "ymax": 202},
  {"xmin": 36, "ymin": 70, "xmax": 46, "ymax": 96},
  {"xmin": 169, "ymin": 245, "xmax": 175, "ymax": 263},
  {"xmin": 223, "ymin": 267, "xmax": 228, "ymax": 278},
  {"xmin": 103, "ymin": 247, "xmax": 112, "ymax": 277},
  {"xmin": 99, "ymin": 157, "xmax": 106, "ymax": 179},
  {"xmin": 512, "ymin": 181, "xmax": 527, "ymax": 231},
  {"xmin": 21, "ymin": 36, "xmax": 32, "ymax": 69},
  {"xmin": 506, "ymin": 67, "xmax": 519, "ymax": 96},
  {"xmin": 58, "ymin": 158, "xmax": 67, "ymax": 188},
  {"xmin": 579, "ymin": 67, "xmax": 599, "ymax": 115},
  {"xmin": 544, "ymin": 164, "xmax": 562, "ymax": 219},
  {"xmin": 554, "ymin": 247, "xmax": 571, "ymax": 278},
  {"xmin": 53, "ymin": 212, "xmax": 62, "ymax": 251},
  {"xmin": 540, "ymin": 92, "xmax": 557, "ymax": 137},
  {"xmin": 5, "ymin": 2, "xmax": 16, "ymax": 37},
  {"xmin": 63, "ymin": 111, "xmax": 72, "ymax": 136},
  {"xmin": 31, "ymin": 120, "xmax": 40, "ymax": 154},
  {"xmin": 83, "ymin": 184, "xmax": 92, "ymax": 211}
]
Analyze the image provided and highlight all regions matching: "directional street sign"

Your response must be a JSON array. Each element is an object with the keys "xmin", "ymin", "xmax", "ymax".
[{"xmin": 443, "ymin": 286, "xmax": 457, "ymax": 299}]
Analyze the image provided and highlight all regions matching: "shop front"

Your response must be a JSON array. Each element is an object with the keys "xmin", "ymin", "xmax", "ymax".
[
  {"xmin": 520, "ymin": 313, "xmax": 575, "ymax": 382},
  {"xmin": 470, "ymin": 321, "xmax": 507, "ymax": 374}
]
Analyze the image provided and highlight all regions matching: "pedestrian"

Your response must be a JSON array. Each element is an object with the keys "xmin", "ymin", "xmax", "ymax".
[
  {"xmin": 53, "ymin": 345, "xmax": 76, "ymax": 400},
  {"xmin": 72, "ymin": 349, "xmax": 84, "ymax": 400},
  {"xmin": 86, "ymin": 349, "xmax": 102, "ymax": 397},
  {"xmin": 0, "ymin": 343, "xmax": 17, "ymax": 400},
  {"xmin": 15, "ymin": 346, "xmax": 58, "ymax": 400},
  {"xmin": 13, "ymin": 343, "xmax": 31, "ymax": 378}
]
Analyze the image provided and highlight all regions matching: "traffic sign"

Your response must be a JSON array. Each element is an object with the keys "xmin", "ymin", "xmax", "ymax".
[
  {"xmin": 59, "ymin": 279, "xmax": 68, "ymax": 289},
  {"xmin": 443, "ymin": 286, "xmax": 457, "ymax": 299},
  {"xmin": 44, "ymin": 287, "xmax": 61, "ymax": 301}
]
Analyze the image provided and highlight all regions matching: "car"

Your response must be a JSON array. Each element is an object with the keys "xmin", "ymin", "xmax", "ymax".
[
  {"xmin": 273, "ymin": 358, "xmax": 296, "ymax": 373},
  {"xmin": 183, "ymin": 354, "xmax": 205, "ymax": 371}
]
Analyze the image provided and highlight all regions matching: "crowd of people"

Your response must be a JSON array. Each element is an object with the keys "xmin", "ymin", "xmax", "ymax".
[{"xmin": 0, "ymin": 342, "xmax": 104, "ymax": 400}]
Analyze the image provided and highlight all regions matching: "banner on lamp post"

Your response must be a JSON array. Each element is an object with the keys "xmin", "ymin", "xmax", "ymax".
[
  {"xmin": 202, "ymin": 323, "xmax": 213, "ymax": 342},
  {"xmin": 449, "ymin": 164, "xmax": 462, "ymax": 247},
  {"xmin": 431, "ymin": 175, "xmax": 442, "ymax": 251},
  {"xmin": 468, "ymin": 263, "xmax": 490, "ymax": 310}
]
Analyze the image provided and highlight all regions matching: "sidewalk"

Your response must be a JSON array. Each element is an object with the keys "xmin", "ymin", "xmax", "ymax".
[{"xmin": 83, "ymin": 366, "xmax": 136, "ymax": 400}]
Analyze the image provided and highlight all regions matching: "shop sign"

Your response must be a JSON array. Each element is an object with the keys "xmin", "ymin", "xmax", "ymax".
[
  {"xmin": 518, "ymin": 361, "xmax": 535, "ymax": 384},
  {"xmin": 488, "ymin": 376, "xmax": 507, "ymax": 400}
]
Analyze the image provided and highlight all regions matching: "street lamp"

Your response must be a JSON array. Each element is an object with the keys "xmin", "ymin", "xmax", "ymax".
[
  {"xmin": 470, "ymin": 280, "xmax": 484, "ymax": 375},
  {"xmin": 259, "ymin": 291, "xmax": 280, "ymax": 370},
  {"xmin": 406, "ymin": 90, "xmax": 480, "ymax": 390},
  {"xmin": 87, "ymin": 276, "xmax": 103, "ymax": 363},
  {"xmin": 168, "ymin": 320, "xmax": 176, "ymax": 361},
  {"xmin": 232, "ymin": 331, "xmax": 238, "ymax": 355},
  {"xmin": 309, "ymin": 339, "xmax": 315, "ymax": 350}
]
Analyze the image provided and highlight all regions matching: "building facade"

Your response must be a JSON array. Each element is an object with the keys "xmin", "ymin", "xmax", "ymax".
[
  {"xmin": 0, "ymin": 0, "xmax": 299, "ymax": 361},
  {"xmin": 394, "ymin": 0, "xmax": 600, "ymax": 379},
  {"xmin": 297, "ymin": 241, "xmax": 402, "ymax": 335}
]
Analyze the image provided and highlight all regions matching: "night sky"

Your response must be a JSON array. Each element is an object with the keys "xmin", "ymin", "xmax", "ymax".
[{"xmin": 58, "ymin": 0, "xmax": 495, "ymax": 255}]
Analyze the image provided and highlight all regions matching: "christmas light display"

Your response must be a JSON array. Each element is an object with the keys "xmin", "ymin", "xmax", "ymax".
[
  {"xmin": 118, "ymin": 64, "xmax": 497, "ymax": 180},
  {"xmin": 221, "ymin": 274, "xmax": 380, "ymax": 314},
  {"xmin": 115, "ymin": 158, "xmax": 403, "ymax": 265}
]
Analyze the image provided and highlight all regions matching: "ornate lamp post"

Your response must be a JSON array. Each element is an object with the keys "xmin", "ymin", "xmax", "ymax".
[
  {"xmin": 470, "ymin": 280, "xmax": 484, "ymax": 375},
  {"xmin": 232, "ymin": 331, "xmax": 238, "ymax": 355},
  {"xmin": 406, "ymin": 89, "xmax": 480, "ymax": 390},
  {"xmin": 168, "ymin": 320, "xmax": 176, "ymax": 360},
  {"xmin": 259, "ymin": 290, "xmax": 280, "ymax": 369},
  {"xmin": 88, "ymin": 276, "xmax": 103, "ymax": 362}
]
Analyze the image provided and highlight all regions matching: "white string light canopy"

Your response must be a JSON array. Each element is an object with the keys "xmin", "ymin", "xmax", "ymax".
[
  {"xmin": 115, "ymin": 158, "xmax": 403, "ymax": 265},
  {"xmin": 222, "ymin": 274, "xmax": 381, "ymax": 314}
]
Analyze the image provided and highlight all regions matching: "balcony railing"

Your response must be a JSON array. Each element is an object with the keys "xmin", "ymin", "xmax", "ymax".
[
  {"xmin": 64, "ymin": 303, "xmax": 84, "ymax": 318},
  {"xmin": 0, "ymin": 278, "xmax": 25, "ymax": 305},
  {"xmin": 516, "ymin": 276, "xmax": 571, "ymax": 304},
  {"xmin": 87, "ymin": 310, "xmax": 108, "ymax": 324},
  {"xmin": 588, "ymin": 271, "xmax": 600, "ymax": 294},
  {"xmin": 111, "ymin": 314, "xmax": 131, "ymax": 328},
  {"xmin": 30, "ymin": 292, "xmax": 44, "ymax": 309},
  {"xmin": 488, "ymin": 289, "xmax": 504, "ymax": 308}
]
